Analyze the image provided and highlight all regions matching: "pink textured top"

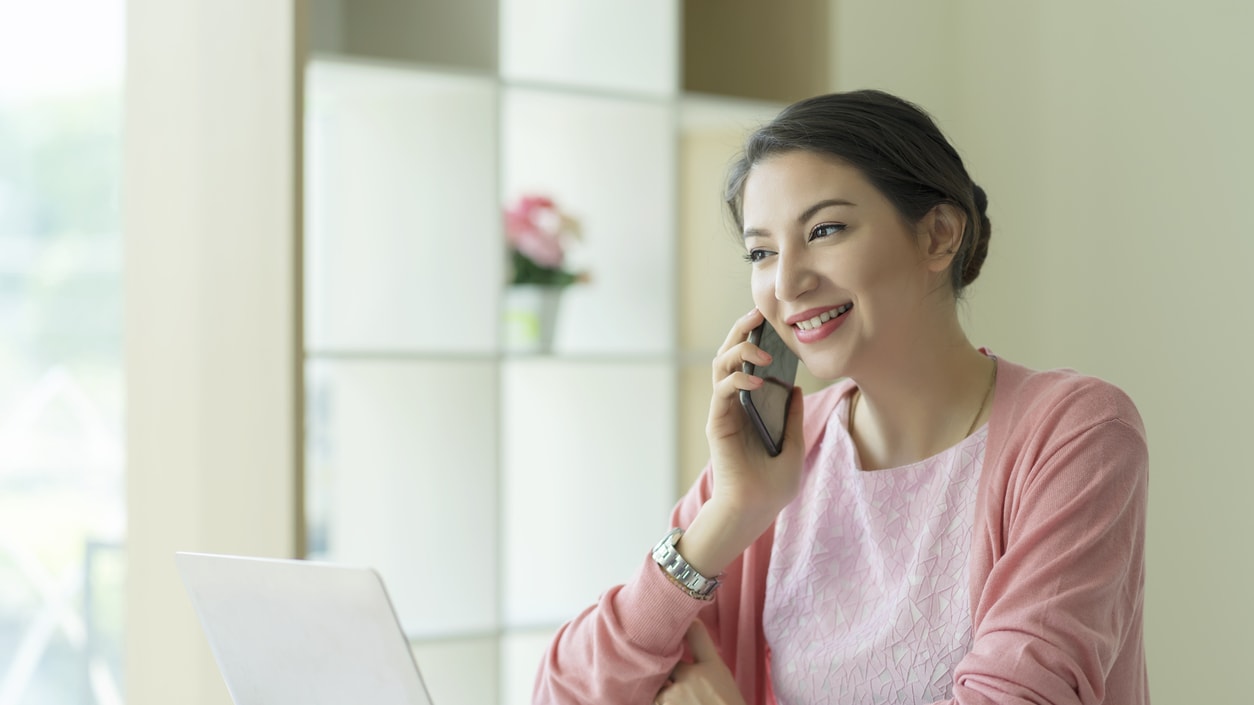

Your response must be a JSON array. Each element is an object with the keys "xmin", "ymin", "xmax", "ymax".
[
  {"xmin": 534, "ymin": 358, "xmax": 1150, "ymax": 704},
  {"xmin": 765, "ymin": 392, "xmax": 984, "ymax": 703}
]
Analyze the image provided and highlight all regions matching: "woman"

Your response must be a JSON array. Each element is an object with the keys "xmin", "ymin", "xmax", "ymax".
[{"xmin": 533, "ymin": 90, "xmax": 1149, "ymax": 705}]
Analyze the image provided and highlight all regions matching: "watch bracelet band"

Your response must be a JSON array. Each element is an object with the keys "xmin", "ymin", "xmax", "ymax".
[{"xmin": 652, "ymin": 527, "xmax": 721, "ymax": 601}]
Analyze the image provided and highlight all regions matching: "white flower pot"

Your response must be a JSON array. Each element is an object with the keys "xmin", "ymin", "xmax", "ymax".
[{"xmin": 502, "ymin": 285, "xmax": 564, "ymax": 354}]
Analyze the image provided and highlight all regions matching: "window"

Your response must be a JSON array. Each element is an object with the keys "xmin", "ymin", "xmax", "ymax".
[{"xmin": 0, "ymin": 1, "xmax": 125, "ymax": 703}]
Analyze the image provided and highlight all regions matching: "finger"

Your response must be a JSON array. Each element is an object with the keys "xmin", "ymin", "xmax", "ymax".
[
  {"xmin": 708, "ymin": 366, "xmax": 772, "ymax": 436},
  {"xmin": 718, "ymin": 338, "xmax": 774, "ymax": 372},
  {"xmin": 711, "ymin": 341, "xmax": 773, "ymax": 391},
  {"xmin": 715, "ymin": 308, "xmax": 764, "ymax": 357},
  {"xmin": 726, "ymin": 366, "xmax": 761, "ymax": 392},
  {"xmin": 713, "ymin": 367, "xmax": 764, "ymax": 395},
  {"xmin": 685, "ymin": 620, "xmax": 721, "ymax": 664},
  {"xmin": 670, "ymin": 662, "xmax": 693, "ymax": 682}
]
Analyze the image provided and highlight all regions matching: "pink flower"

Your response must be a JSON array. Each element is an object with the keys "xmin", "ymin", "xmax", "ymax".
[{"xmin": 504, "ymin": 195, "xmax": 577, "ymax": 269}]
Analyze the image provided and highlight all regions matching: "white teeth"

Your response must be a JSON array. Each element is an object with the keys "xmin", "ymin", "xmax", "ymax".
[{"xmin": 794, "ymin": 304, "xmax": 851, "ymax": 331}]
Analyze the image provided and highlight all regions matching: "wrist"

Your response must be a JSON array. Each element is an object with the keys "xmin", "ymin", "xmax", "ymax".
[
  {"xmin": 652, "ymin": 528, "xmax": 721, "ymax": 600},
  {"xmin": 676, "ymin": 499, "xmax": 775, "ymax": 578},
  {"xmin": 704, "ymin": 493, "xmax": 781, "ymax": 538}
]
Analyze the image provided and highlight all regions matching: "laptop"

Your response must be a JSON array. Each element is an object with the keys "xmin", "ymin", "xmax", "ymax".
[{"xmin": 176, "ymin": 552, "xmax": 435, "ymax": 705}]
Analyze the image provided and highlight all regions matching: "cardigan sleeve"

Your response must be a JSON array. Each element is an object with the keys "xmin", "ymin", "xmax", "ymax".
[
  {"xmin": 531, "ymin": 467, "xmax": 725, "ymax": 705},
  {"xmin": 937, "ymin": 394, "xmax": 1150, "ymax": 704}
]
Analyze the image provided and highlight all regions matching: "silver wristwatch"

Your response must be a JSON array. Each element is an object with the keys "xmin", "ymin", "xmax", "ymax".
[{"xmin": 652, "ymin": 527, "xmax": 721, "ymax": 600}]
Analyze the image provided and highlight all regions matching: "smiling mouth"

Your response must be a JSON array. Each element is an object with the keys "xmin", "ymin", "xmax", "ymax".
[{"xmin": 793, "ymin": 303, "xmax": 852, "ymax": 331}]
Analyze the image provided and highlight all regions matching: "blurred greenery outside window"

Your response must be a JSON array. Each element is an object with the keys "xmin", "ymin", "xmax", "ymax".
[{"xmin": 0, "ymin": 1, "xmax": 125, "ymax": 704}]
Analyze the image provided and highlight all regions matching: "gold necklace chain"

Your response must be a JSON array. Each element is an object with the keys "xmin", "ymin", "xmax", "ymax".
[{"xmin": 850, "ymin": 357, "xmax": 997, "ymax": 440}]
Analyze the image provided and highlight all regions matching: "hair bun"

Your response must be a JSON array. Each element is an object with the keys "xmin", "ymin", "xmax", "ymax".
[{"xmin": 962, "ymin": 184, "xmax": 991, "ymax": 287}]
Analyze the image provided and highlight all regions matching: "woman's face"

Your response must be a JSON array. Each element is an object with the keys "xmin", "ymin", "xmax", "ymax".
[{"xmin": 740, "ymin": 150, "xmax": 948, "ymax": 380}]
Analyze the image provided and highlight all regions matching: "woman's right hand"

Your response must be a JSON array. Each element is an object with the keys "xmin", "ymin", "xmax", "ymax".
[{"xmin": 704, "ymin": 309, "xmax": 807, "ymax": 531}]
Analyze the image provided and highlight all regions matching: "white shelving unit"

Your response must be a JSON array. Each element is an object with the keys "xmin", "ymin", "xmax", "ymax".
[{"xmin": 303, "ymin": 3, "xmax": 824, "ymax": 703}]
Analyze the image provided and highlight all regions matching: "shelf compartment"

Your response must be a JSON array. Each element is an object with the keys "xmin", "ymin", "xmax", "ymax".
[
  {"xmin": 502, "ymin": 87, "xmax": 676, "ymax": 355},
  {"xmin": 500, "ymin": 0, "xmax": 677, "ymax": 97},
  {"xmin": 306, "ymin": 358, "xmax": 499, "ymax": 638},
  {"xmin": 306, "ymin": 59, "xmax": 501, "ymax": 354},
  {"xmin": 500, "ymin": 359, "xmax": 675, "ymax": 626}
]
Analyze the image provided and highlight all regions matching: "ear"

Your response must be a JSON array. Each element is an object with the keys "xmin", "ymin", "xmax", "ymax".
[{"xmin": 917, "ymin": 203, "xmax": 967, "ymax": 275}]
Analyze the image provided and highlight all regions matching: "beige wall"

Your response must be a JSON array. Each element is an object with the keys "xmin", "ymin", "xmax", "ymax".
[{"xmin": 831, "ymin": 1, "xmax": 1253, "ymax": 701}]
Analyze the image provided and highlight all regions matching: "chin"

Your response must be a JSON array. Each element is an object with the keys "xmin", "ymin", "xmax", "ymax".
[{"xmin": 797, "ymin": 356, "xmax": 849, "ymax": 383}]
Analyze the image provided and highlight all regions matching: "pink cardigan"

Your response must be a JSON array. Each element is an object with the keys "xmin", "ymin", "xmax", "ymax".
[{"xmin": 534, "ymin": 358, "xmax": 1150, "ymax": 704}]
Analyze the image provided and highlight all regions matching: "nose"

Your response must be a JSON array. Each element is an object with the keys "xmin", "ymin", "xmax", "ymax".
[{"xmin": 773, "ymin": 244, "xmax": 817, "ymax": 302}]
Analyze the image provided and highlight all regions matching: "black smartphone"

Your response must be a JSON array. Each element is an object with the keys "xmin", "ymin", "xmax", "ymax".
[{"xmin": 738, "ymin": 320, "xmax": 799, "ymax": 457}]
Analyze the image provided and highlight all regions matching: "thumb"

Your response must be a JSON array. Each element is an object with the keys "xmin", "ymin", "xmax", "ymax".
[{"xmin": 685, "ymin": 620, "xmax": 720, "ymax": 664}]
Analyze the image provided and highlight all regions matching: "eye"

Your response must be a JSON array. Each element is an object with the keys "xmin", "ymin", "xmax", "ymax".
[
  {"xmin": 742, "ymin": 248, "xmax": 773, "ymax": 264},
  {"xmin": 809, "ymin": 222, "xmax": 846, "ymax": 241}
]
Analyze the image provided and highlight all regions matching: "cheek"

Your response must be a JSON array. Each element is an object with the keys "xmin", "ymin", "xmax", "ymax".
[
  {"xmin": 847, "ymin": 241, "xmax": 917, "ymax": 294},
  {"xmin": 750, "ymin": 269, "xmax": 775, "ymax": 307}
]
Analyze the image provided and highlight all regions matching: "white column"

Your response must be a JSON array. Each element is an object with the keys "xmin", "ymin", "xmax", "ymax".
[{"xmin": 123, "ymin": 2, "xmax": 304, "ymax": 704}]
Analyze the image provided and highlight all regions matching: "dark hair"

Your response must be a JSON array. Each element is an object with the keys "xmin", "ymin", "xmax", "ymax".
[{"xmin": 725, "ymin": 90, "xmax": 991, "ymax": 293}]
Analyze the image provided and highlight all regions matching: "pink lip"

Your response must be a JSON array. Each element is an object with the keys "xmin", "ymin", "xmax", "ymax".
[{"xmin": 789, "ymin": 305, "xmax": 852, "ymax": 344}]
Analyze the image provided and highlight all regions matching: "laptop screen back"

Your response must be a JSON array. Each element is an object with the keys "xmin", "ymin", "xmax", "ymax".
[{"xmin": 176, "ymin": 552, "xmax": 434, "ymax": 705}]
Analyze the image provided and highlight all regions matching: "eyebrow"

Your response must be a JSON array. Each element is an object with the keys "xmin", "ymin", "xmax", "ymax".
[{"xmin": 742, "ymin": 198, "xmax": 857, "ymax": 240}]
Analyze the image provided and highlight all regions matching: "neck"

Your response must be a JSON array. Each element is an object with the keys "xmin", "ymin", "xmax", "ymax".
[{"xmin": 849, "ymin": 330, "xmax": 993, "ymax": 471}]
